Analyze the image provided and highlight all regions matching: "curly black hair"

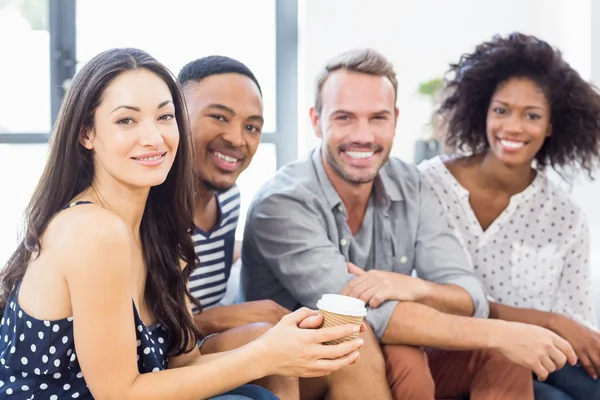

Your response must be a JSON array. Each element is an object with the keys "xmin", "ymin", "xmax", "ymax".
[{"xmin": 437, "ymin": 32, "xmax": 600, "ymax": 176}]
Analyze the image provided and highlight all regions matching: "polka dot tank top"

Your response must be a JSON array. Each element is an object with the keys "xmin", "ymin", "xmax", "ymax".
[{"xmin": 0, "ymin": 203, "xmax": 170, "ymax": 399}]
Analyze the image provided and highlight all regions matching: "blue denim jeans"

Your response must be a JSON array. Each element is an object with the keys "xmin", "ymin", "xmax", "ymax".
[
  {"xmin": 208, "ymin": 384, "xmax": 279, "ymax": 400},
  {"xmin": 534, "ymin": 364, "xmax": 600, "ymax": 400}
]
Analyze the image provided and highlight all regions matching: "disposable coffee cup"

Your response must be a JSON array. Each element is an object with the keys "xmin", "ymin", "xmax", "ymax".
[{"xmin": 316, "ymin": 294, "xmax": 367, "ymax": 345}]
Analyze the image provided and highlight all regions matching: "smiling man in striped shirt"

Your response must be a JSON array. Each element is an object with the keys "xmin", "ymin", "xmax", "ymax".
[{"xmin": 178, "ymin": 56, "xmax": 295, "ymax": 398}]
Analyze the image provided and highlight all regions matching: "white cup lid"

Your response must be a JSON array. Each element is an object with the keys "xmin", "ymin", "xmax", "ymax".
[{"xmin": 316, "ymin": 294, "xmax": 367, "ymax": 317}]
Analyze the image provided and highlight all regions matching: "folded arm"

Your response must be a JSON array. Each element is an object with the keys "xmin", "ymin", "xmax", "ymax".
[
  {"xmin": 488, "ymin": 216, "xmax": 600, "ymax": 378},
  {"xmin": 380, "ymin": 301, "xmax": 578, "ymax": 385},
  {"xmin": 243, "ymin": 192, "xmax": 399, "ymax": 339},
  {"xmin": 381, "ymin": 301, "xmax": 496, "ymax": 347},
  {"xmin": 413, "ymin": 182, "xmax": 488, "ymax": 318},
  {"xmin": 489, "ymin": 302, "xmax": 554, "ymax": 327},
  {"xmin": 193, "ymin": 300, "xmax": 290, "ymax": 335}
]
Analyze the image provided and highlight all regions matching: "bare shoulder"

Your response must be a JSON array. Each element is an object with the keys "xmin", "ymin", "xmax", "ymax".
[
  {"xmin": 43, "ymin": 204, "xmax": 135, "ymax": 276},
  {"xmin": 47, "ymin": 203, "xmax": 132, "ymax": 247}
]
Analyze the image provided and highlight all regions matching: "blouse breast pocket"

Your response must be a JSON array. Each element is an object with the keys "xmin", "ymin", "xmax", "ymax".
[{"xmin": 509, "ymin": 242, "xmax": 561, "ymax": 297}]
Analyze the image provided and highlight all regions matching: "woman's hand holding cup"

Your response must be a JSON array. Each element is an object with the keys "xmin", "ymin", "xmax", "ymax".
[{"xmin": 254, "ymin": 307, "xmax": 365, "ymax": 378}]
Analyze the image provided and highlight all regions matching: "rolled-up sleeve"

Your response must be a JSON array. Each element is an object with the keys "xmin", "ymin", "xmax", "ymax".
[
  {"xmin": 243, "ymin": 192, "xmax": 397, "ymax": 338},
  {"xmin": 414, "ymin": 182, "xmax": 489, "ymax": 318}
]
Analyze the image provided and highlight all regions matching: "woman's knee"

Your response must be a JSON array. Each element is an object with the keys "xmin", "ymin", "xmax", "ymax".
[
  {"xmin": 202, "ymin": 323, "xmax": 275, "ymax": 354},
  {"xmin": 209, "ymin": 384, "xmax": 280, "ymax": 400},
  {"xmin": 244, "ymin": 322, "xmax": 275, "ymax": 340},
  {"xmin": 534, "ymin": 381, "xmax": 573, "ymax": 400}
]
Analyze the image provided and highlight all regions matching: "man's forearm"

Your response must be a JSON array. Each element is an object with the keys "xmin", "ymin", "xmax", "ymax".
[
  {"xmin": 489, "ymin": 301, "xmax": 554, "ymax": 330},
  {"xmin": 417, "ymin": 281, "xmax": 474, "ymax": 316},
  {"xmin": 381, "ymin": 301, "xmax": 504, "ymax": 349},
  {"xmin": 194, "ymin": 305, "xmax": 242, "ymax": 335},
  {"xmin": 194, "ymin": 306, "xmax": 224, "ymax": 335},
  {"xmin": 193, "ymin": 301, "xmax": 287, "ymax": 335}
]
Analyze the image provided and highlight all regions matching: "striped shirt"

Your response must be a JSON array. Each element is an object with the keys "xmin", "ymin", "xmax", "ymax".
[{"xmin": 189, "ymin": 185, "xmax": 240, "ymax": 313}]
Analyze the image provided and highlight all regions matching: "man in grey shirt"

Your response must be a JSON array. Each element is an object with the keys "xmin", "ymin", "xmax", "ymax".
[{"xmin": 241, "ymin": 49, "xmax": 575, "ymax": 399}]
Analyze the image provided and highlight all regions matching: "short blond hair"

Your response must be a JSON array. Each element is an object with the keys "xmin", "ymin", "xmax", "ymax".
[{"xmin": 314, "ymin": 48, "xmax": 398, "ymax": 113}]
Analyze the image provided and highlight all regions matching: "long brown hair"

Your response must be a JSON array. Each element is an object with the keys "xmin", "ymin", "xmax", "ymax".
[{"xmin": 0, "ymin": 48, "xmax": 202, "ymax": 356}]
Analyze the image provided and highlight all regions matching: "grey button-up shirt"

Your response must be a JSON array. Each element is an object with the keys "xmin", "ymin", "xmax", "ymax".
[{"xmin": 240, "ymin": 149, "xmax": 489, "ymax": 338}]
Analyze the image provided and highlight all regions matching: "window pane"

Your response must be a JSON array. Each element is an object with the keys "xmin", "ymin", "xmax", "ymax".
[
  {"xmin": 0, "ymin": 0, "xmax": 50, "ymax": 133},
  {"xmin": 0, "ymin": 144, "xmax": 48, "ymax": 266},
  {"xmin": 236, "ymin": 143, "xmax": 277, "ymax": 240},
  {"xmin": 75, "ymin": 0, "xmax": 277, "ymax": 132}
]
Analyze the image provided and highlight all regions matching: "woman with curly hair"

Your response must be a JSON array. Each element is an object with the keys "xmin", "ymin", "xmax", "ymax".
[{"xmin": 418, "ymin": 32, "xmax": 600, "ymax": 400}]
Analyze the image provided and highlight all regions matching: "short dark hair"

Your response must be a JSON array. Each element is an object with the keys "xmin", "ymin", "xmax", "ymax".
[
  {"xmin": 438, "ymin": 32, "xmax": 600, "ymax": 176},
  {"xmin": 178, "ymin": 55, "xmax": 262, "ymax": 95}
]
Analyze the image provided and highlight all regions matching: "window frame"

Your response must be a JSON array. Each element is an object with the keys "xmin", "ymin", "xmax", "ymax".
[{"xmin": 0, "ymin": 0, "xmax": 298, "ymax": 169}]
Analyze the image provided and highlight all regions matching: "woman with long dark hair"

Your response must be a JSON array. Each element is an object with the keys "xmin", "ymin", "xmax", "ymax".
[
  {"xmin": 0, "ymin": 48, "xmax": 363, "ymax": 399},
  {"xmin": 419, "ymin": 33, "xmax": 600, "ymax": 399}
]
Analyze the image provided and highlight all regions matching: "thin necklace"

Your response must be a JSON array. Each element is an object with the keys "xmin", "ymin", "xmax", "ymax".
[
  {"xmin": 91, "ymin": 184, "xmax": 111, "ymax": 211},
  {"xmin": 90, "ymin": 184, "xmax": 141, "ymax": 246}
]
